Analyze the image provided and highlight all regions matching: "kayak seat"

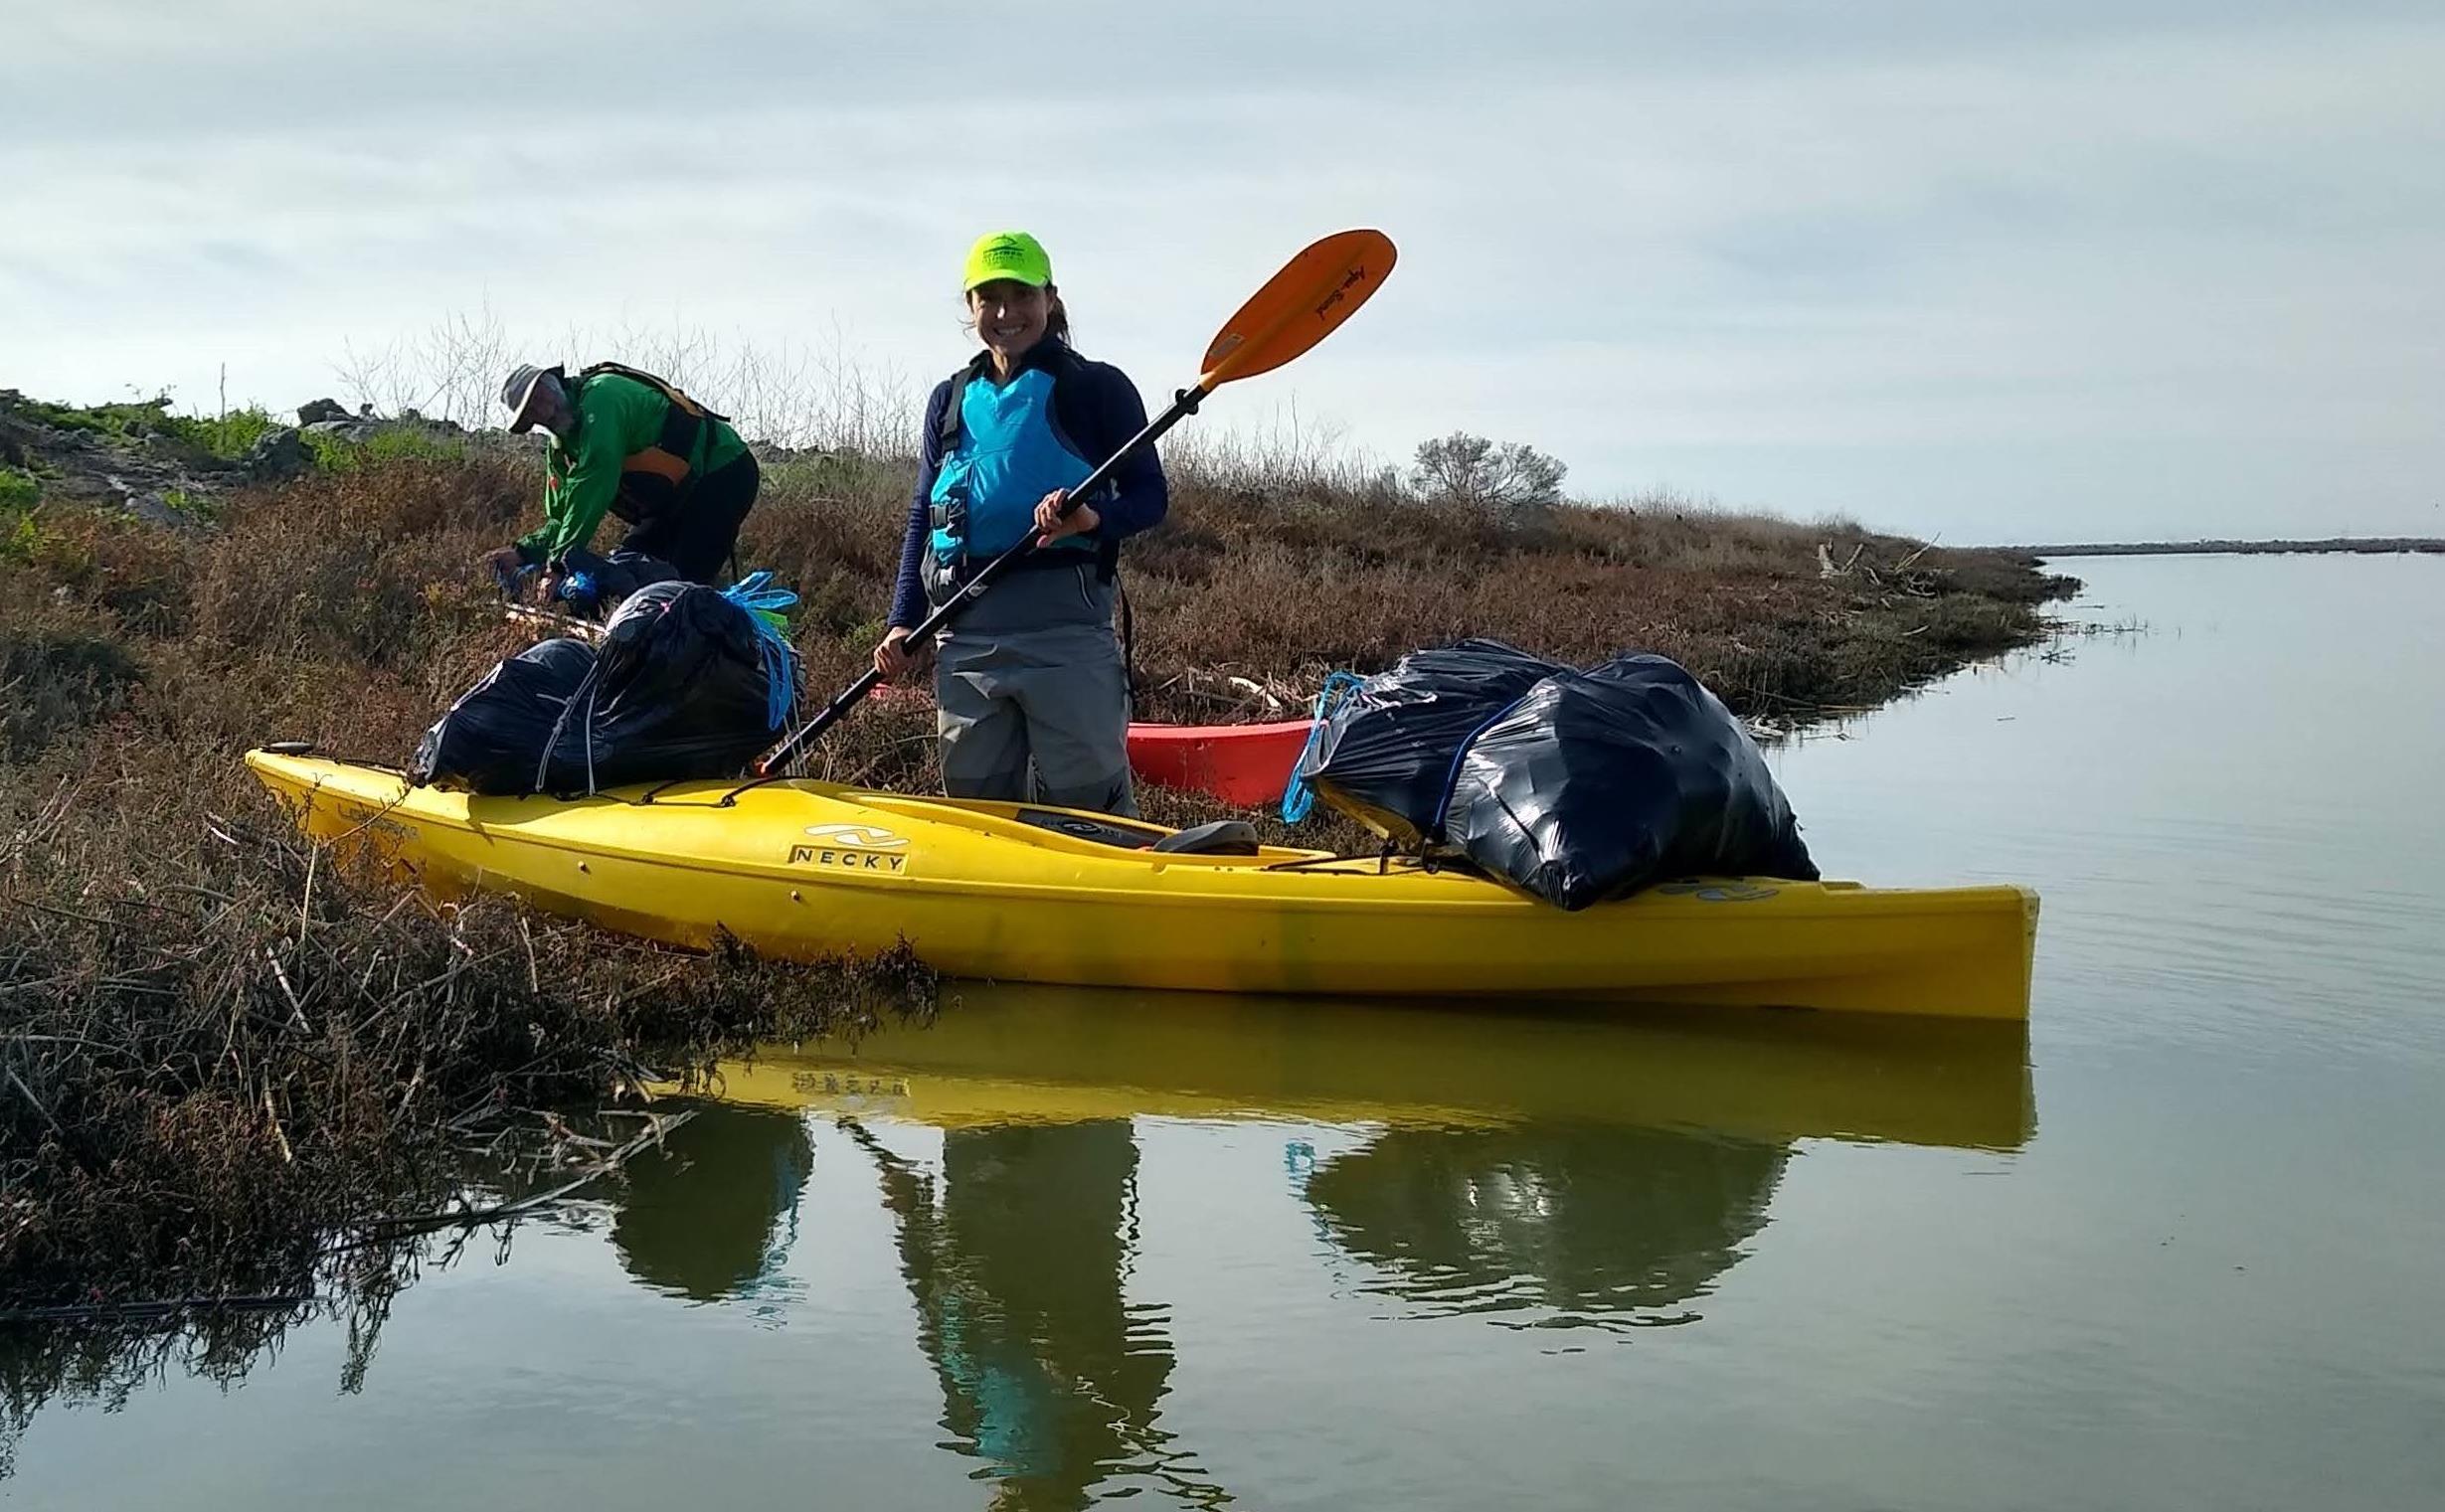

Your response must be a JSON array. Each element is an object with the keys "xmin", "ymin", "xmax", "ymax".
[
  {"xmin": 1150, "ymin": 820, "xmax": 1262, "ymax": 856},
  {"xmin": 1009, "ymin": 808, "xmax": 1259, "ymax": 856},
  {"xmin": 1015, "ymin": 808, "xmax": 1170, "ymax": 848}
]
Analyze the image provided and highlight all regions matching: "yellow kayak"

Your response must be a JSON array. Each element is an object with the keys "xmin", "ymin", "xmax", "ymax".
[{"xmin": 245, "ymin": 750, "xmax": 2038, "ymax": 1020}]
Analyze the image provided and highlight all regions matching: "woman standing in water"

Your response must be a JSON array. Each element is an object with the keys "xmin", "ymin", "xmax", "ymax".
[{"xmin": 873, "ymin": 231, "xmax": 1168, "ymax": 816}]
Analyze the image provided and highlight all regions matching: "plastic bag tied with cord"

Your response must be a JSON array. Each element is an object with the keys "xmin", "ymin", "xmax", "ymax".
[
  {"xmin": 1290, "ymin": 638, "xmax": 1817, "ymax": 909},
  {"xmin": 412, "ymin": 579, "xmax": 799, "ymax": 795}
]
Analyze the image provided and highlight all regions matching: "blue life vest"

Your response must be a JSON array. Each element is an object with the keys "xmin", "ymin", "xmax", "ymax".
[{"xmin": 927, "ymin": 359, "xmax": 1103, "ymax": 580}]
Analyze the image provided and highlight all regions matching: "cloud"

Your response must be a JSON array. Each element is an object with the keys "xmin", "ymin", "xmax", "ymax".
[{"xmin": 3, "ymin": 3, "xmax": 2439, "ymax": 543}]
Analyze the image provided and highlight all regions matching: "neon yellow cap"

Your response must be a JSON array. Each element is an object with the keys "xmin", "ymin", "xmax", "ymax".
[{"xmin": 962, "ymin": 230, "xmax": 1053, "ymax": 291}]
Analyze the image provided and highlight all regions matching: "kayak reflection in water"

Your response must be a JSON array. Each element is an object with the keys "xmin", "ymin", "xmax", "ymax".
[
  {"xmin": 838, "ymin": 1118, "xmax": 1225, "ymax": 1511},
  {"xmin": 1301, "ymin": 1121, "xmax": 1788, "ymax": 1329},
  {"xmin": 611, "ymin": 1106, "xmax": 814, "ymax": 1303}
]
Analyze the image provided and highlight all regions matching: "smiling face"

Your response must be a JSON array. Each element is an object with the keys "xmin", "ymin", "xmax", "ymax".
[{"xmin": 968, "ymin": 278, "xmax": 1054, "ymax": 363}]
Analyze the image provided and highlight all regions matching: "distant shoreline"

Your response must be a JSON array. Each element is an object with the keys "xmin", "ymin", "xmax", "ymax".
[{"xmin": 2010, "ymin": 537, "xmax": 2444, "ymax": 559}]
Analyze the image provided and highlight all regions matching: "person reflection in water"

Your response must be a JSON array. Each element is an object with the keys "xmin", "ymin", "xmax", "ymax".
[
  {"xmin": 839, "ymin": 1118, "xmax": 1222, "ymax": 1511},
  {"xmin": 611, "ymin": 1106, "xmax": 814, "ymax": 1302},
  {"xmin": 1302, "ymin": 1122, "xmax": 1788, "ymax": 1326}
]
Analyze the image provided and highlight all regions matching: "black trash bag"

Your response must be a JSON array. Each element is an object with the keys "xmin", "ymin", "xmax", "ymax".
[
  {"xmin": 412, "ymin": 582, "xmax": 790, "ymax": 794},
  {"xmin": 1294, "ymin": 640, "xmax": 1817, "ymax": 907},
  {"xmin": 1442, "ymin": 654, "xmax": 1818, "ymax": 910},
  {"xmin": 553, "ymin": 546, "xmax": 681, "ymax": 617},
  {"xmin": 1293, "ymin": 638, "xmax": 1566, "ymax": 846},
  {"xmin": 576, "ymin": 580, "xmax": 789, "ymax": 785},
  {"xmin": 407, "ymin": 636, "xmax": 597, "ymax": 794}
]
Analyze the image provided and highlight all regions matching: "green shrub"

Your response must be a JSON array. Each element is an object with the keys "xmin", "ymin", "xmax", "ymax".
[
  {"xmin": 9, "ymin": 396, "xmax": 278, "ymax": 461},
  {"xmin": 2, "ymin": 505, "xmax": 41, "ymax": 566},
  {"xmin": 160, "ymin": 406, "xmax": 280, "ymax": 461},
  {"xmin": 160, "ymin": 486, "xmax": 219, "ymax": 524},
  {"xmin": 303, "ymin": 425, "xmax": 469, "ymax": 473}
]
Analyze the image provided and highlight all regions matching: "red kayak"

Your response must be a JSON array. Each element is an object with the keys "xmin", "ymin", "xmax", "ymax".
[
  {"xmin": 1125, "ymin": 719, "xmax": 1315, "ymax": 805},
  {"xmin": 871, "ymin": 685, "xmax": 1313, "ymax": 806}
]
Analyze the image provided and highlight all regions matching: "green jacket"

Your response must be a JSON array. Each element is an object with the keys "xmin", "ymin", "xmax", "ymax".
[{"xmin": 517, "ymin": 372, "xmax": 749, "ymax": 565}]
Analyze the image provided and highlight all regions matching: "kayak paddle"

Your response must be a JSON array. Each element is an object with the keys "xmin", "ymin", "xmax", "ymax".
[{"xmin": 752, "ymin": 227, "xmax": 1399, "ymax": 776}]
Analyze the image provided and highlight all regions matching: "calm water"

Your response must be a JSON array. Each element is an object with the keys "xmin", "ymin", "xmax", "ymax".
[{"xmin": 9, "ymin": 556, "xmax": 2443, "ymax": 1510}]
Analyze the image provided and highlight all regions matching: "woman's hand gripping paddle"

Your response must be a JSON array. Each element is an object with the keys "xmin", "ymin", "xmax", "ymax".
[{"xmin": 753, "ymin": 228, "xmax": 1398, "ymax": 777}]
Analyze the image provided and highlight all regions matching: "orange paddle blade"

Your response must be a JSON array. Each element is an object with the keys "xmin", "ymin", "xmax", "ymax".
[{"xmin": 1198, "ymin": 229, "xmax": 1397, "ymax": 389}]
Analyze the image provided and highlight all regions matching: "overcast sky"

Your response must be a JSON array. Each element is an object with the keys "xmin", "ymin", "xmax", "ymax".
[{"xmin": 4, "ymin": 1, "xmax": 2439, "ymax": 544}]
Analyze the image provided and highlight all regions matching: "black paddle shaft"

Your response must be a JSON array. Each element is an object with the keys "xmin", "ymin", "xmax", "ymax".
[{"xmin": 754, "ymin": 382, "xmax": 1207, "ymax": 776}]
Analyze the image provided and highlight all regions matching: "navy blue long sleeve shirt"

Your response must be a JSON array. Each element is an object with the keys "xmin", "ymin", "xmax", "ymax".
[{"xmin": 888, "ymin": 344, "xmax": 1169, "ymax": 629}]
